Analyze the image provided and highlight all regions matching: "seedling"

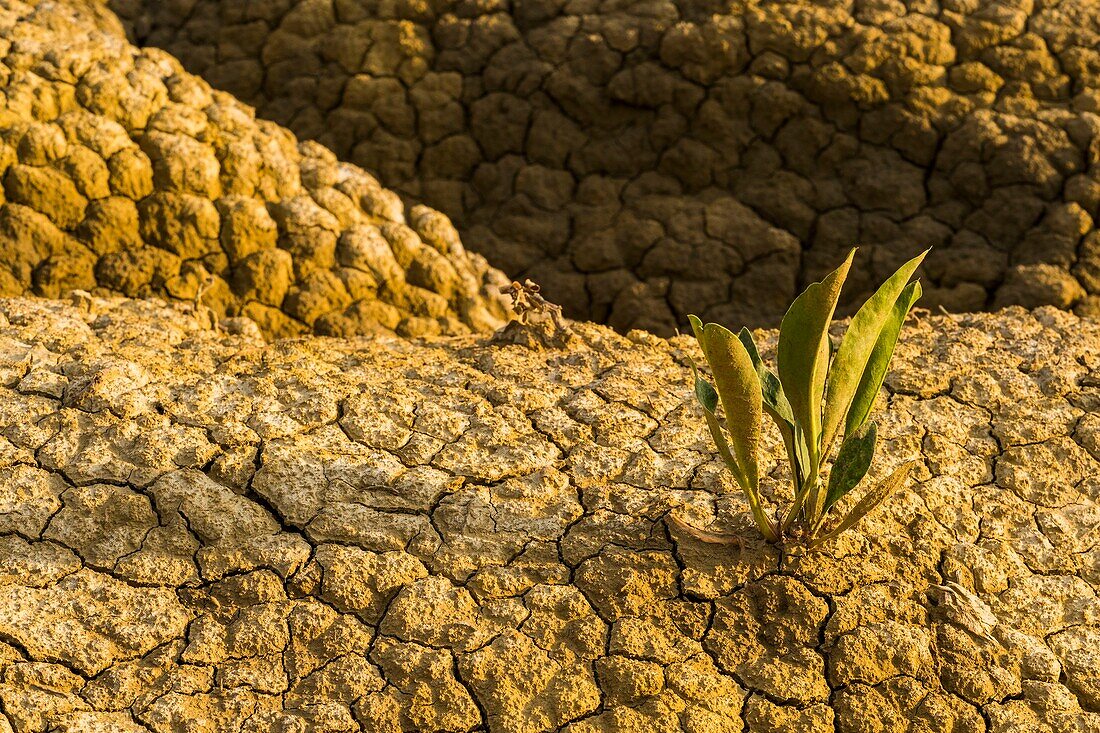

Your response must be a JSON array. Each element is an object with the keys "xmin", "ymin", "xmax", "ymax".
[{"xmin": 686, "ymin": 248, "xmax": 926, "ymax": 546}]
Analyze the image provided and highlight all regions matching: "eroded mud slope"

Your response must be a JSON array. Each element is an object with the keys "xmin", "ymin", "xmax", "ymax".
[
  {"xmin": 0, "ymin": 295, "xmax": 1098, "ymax": 731},
  {"xmin": 0, "ymin": 0, "xmax": 511, "ymax": 339},
  {"xmin": 116, "ymin": 0, "xmax": 1100, "ymax": 332}
]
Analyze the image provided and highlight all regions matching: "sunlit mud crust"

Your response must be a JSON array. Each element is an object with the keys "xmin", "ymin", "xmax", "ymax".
[
  {"xmin": 0, "ymin": 295, "xmax": 1097, "ymax": 731},
  {"xmin": 0, "ymin": 0, "xmax": 512, "ymax": 340}
]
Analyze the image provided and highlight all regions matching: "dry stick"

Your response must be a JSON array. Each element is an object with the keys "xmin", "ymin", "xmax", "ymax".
[
  {"xmin": 665, "ymin": 512, "xmax": 741, "ymax": 546},
  {"xmin": 498, "ymin": 279, "xmax": 573, "ymax": 344}
]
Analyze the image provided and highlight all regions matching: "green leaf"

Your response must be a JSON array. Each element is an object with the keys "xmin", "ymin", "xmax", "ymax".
[
  {"xmin": 814, "ymin": 460, "xmax": 918, "ymax": 545},
  {"xmin": 694, "ymin": 370, "xmax": 719, "ymax": 413},
  {"xmin": 844, "ymin": 280, "xmax": 923, "ymax": 439},
  {"xmin": 688, "ymin": 356, "xmax": 742, "ymax": 479},
  {"xmin": 822, "ymin": 250, "xmax": 928, "ymax": 453},
  {"xmin": 737, "ymin": 327, "xmax": 793, "ymax": 424},
  {"xmin": 689, "ymin": 315, "xmax": 753, "ymax": 489},
  {"xmin": 700, "ymin": 322, "xmax": 763, "ymax": 492},
  {"xmin": 824, "ymin": 421, "xmax": 877, "ymax": 512},
  {"xmin": 739, "ymin": 327, "xmax": 804, "ymax": 487},
  {"xmin": 687, "ymin": 314, "xmax": 706, "ymax": 343},
  {"xmin": 777, "ymin": 249, "xmax": 856, "ymax": 465},
  {"xmin": 792, "ymin": 423, "xmax": 811, "ymax": 483},
  {"xmin": 686, "ymin": 344, "xmax": 778, "ymax": 542}
]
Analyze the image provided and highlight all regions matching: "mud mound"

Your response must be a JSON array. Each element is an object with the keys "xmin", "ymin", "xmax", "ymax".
[
  {"xmin": 110, "ymin": 0, "xmax": 1100, "ymax": 333},
  {"xmin": 1, "ymin": 294, "xmax": 1097, "ymax": 731},
  {"xmin": 0, "ymin": 0, "xmax": 511, "ymax": 339}
]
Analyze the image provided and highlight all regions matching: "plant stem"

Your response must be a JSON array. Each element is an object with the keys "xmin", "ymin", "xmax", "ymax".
[{"xmin": 780, "ymin": 471, "xmax": 818, "ymax": 534}]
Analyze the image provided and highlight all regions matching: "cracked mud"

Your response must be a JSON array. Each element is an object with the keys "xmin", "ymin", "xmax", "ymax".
[
  {"xmin": 0, "ymin": 0, "xmax": 512, "ymax": 340},
  {"xmin": 0, "ymin": 295, "xmax": 1097, "ymax": 732},
  {"xmin": 114, "ymin": 0, "xmax": 1100, "ymax": 332}
]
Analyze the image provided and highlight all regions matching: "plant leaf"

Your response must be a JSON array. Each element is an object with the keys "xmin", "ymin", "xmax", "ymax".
[
  {"xmin": 777, "ymin": 249, "xmax": 856, "ymax": 465},
  {"xmin": 694, "ymin": 368, "xmax": 719, "ymax": 413},
  {"xmin": 792, "ymin": 423, "xmax": 811, "ymax": 483},
  {"xmin": 737, "ymin": 327, "xmax": 793, "ymax": 423},
  {"xmin": 815, "ymin": 460, "xmax": 918, "ymax": 545},
  {"xmin": 687, "ymin": 315, "xmax": 737, "ymax": 479},
  {"xmin": 689, "ymin": 316, "xmax": 754, "ymax": 489},
  {"xmin": 739, "ymin": 326, "xmax": 804, "ymax": 487},
  {"xmin": 824, "ymin": 421, "xmax": 877, "ymax": 511},
  {"xmin": 688, "ymin": 314, "xmax": 706, "ymax": 343},
  {"xmin": 844, "ymin": 280, "xmax": 923, "ymax": 439},
  {"xmin": 686, "ymin": 326, "xmax": 778, "ymax": 542},
  {"xmin": 700, "ymin": 322, "xmax": 763, "ymax": 492},
  {"xmin": 689, "ymin": 357, "xmax": 744, "ymax": 481},
  {"xmin": 822, "ymin": 250, "xmax": 928, "ymax": 453}
]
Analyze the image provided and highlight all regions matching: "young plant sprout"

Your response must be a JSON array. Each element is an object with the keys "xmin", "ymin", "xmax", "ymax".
[{"xmin": 687, "ymin": 248, "xmax": 927, "ymax": 546}]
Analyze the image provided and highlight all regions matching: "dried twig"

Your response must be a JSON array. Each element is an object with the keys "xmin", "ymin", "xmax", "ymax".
[{"xmin": 493, "ymin": 279, "xmax": 574, "ymax": 348}]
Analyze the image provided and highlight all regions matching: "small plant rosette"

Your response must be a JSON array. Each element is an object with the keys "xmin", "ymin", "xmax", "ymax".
[{"xmin": 686, "ymin": 247, "xmax": 928, "ymax": 547}]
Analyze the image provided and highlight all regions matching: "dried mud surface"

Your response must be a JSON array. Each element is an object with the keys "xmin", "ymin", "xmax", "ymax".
[
  {"xmin": 114, "ymin": 0, "xmax": 1100, "ymax": 332},
  {"xmin": 0, "ymin": 0, "xmax": 511, "ymax": 340},
  {"xmin": 0, "ymin": 295, "xmax": 1098, "ymax": 732}
]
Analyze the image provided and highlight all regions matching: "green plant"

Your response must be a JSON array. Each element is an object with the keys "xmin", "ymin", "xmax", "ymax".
[{"xmin": 686, "ymin": 248, "xmax": 927, "ymax": 546}]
